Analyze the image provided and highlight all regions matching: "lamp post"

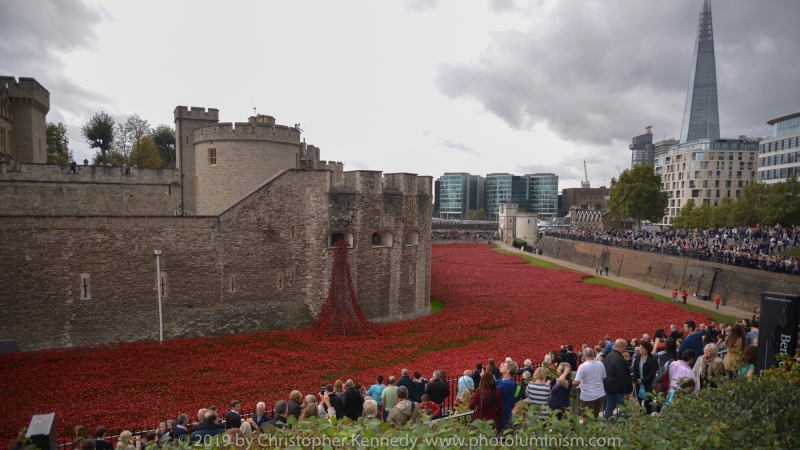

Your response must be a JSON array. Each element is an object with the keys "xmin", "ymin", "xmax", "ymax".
[{"xmin": 154, "ymin": 249, "xmax": 163, "ymax": 343}]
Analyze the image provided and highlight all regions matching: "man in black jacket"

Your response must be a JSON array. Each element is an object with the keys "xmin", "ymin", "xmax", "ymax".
[
  {"xmin": 262, "ymin": 401, "xmax": 288, "ymax": 430},
  {"xmin": 94, "ymin": 427, "xmax": 112, "ymax": 450},
  {"xmin": 603, "ymin": 339, "xmax": 633, "ymax": 421},
  {"xmin": 170, "ymin": 415, "xmax": 189, "ymax": 442},
  {"xmin": 396, "ymin": 369, "xmax": 415, "ymax": 396},
  {"xmin": 342, "ymin": 379, "xmax": 364, "ymax": 421},
  {"xmin": 322, "ymin": 384, "xmax": 345, "ymax": 420},
  {"xmin": 425, "ymin": 370, "xmax": 450, "ymax": 406},
  {"xmin": 224, "ymin": 401, "xmax": 242, "ymax": 429},
  {"xmin": 190, "ymin": 412, "xmax": 225, "ymax": 443}
]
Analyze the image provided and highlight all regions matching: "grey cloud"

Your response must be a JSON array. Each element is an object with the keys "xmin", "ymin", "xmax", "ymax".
[
  {"xmin": 0, "ymin": 0, "xmax": 114, "ymax": 150},
  {"xmin": 405, "ymin": 0, "xmax": 441, "ymax": 12},
  {"xmin": 488, "ymin": 0, "xmax": 516, "ymax": 14},
  {"xmin": 436, "ymin": 1, "xmax": 800, "ymax": 147},
  {"xmin": 440, "ymin": 139, "xmax": 480, "ymax": 156}
]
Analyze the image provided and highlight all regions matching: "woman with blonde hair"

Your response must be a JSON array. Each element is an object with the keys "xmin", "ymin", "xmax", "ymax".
[
  {"xmin": 299, "ymin": 403, "xmax": 320, "ymax": 420},
  {"xmin": 526, "ymin": 367, "xmax": 551, "ymax": 418},
  {"xmin": 363, "ymin": 399, "xmax": 380, "ymax": 420},
  {"xmin": 288, "ymin": 390, "xmax": 303, "ymax": 420},
  {"xmin": 333, "ymin": 379, "xmax": 344, "ymax": 395},
  {"xmin": 693, "ymin": 343, "xmax": 723, "ymax": 388},
  {"xmin": 457, "ymin": 369, "xmax": 474, "ymax": 397},
  {"xmin": 115, "ymin": 431, "xmax": 136, "ymax": 450}
]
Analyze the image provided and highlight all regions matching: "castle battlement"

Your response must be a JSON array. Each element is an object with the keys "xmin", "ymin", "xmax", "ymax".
[
  {"xmin": 332, "ymin": 171, "xmax": 432, "ymax": 197},
  {"xmin": 173, "ymin": 106, "xmax": 219, "ymax": 121},
  {"xmin": 193, "ymin": 122, "xmax": 301, "ymax": 144},
  {"xmin": 0, "ymin": 76, "xmax": 50, "ymax": 113}
]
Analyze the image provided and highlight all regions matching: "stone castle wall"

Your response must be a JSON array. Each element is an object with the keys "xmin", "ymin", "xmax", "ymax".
[
  {"xmin": 0, "ymin": 169, "xmax": 432, "ymax": 351},
  {"xmin": 0, "ymin": 163, "xmax": 181, "ymax": 216},
  {"xmin": 538, "ymin": 236, "xmax": 800, "ymax": 312}
]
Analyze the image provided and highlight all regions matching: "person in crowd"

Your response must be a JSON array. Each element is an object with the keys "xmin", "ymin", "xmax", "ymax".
[
  {"xmin": 739, "ymin": 346, "xmax": 758, "ymax": 378},
  {"xmin": 299, "ymin": 403, "xmax": 319, "ymax": 421},
  {"xmin": 549, "ymin": 362, "xmax": 572, "ymax": 419},
  {"xmin": 94, "ymin": 427, "xmax": 112, "ymax": 450},
  {"xmin": 365, "ymin": 376, "xmax": 386, "ymax": 415},
  {"xmin": 517, "ymin": 359, "xmax": 535, "ymax": 376},
  {"xmin": 411, "ymin": 371, "xmax": 428, "ymax": 403},
  {"xmin": 238, "ymin": 422, "xmax": 253, "ymax": 439},
  {"xmin": 681, "ymin": 290, "xmax": 688, "ymax": 304},
  {"xmin": 225, "ymin": 401, "xmax": 242, "ymax": 429},
  {"xmin": 140, "ymin": 431, "xmax": 157, "ymax": 450},
  {"xmin": 263, "ymin": 401, "xmax": 288, "ymax": 429},
  {"xmin": 285, "ymin": 391, "xmax": 302, "ymax": 421},
  {"xmin": 572, "ymin": 347, "xmax": 606, "ymax": 417},
  {"xmin": 321, "ymin": 384, "xmax": 345, "ymax": 420},
  {"xmin": 632, "ymin": 340, "xmax": 658, "ymax": 414},
  {"xmin": 548, "ymin": 350, "xmax": 561, "ymax": 365},
  {"xmin": 562, "ymin": 345, "xmax": 578, "ymax": 371},
  {"xmin": 668, "ymin": 349, "xmax": 698, "ymax": 405},
  {"xmin": 724, "ymin": 324, "xmax": 747, "ymax": 378},
  {"xmin": 171, "ymin": 416, "xmax": 188, "ymax": 442},
  {"xmin": 693, "ymin": 344, "xmax": 724, "ymax": 388},
  {"xmin": 668, "ymin": 377, "xmax": 697, "ymax": 404},
  {"xmin": 156, "ymin": 423, "xmax": 167, "ymax": 440},
  {"xmin": 604, "ymin": 339, "xmax": 633, "ymax": 420},
  {"xmin": 509, "ymin": 399, "xmax": 531, "ymax": 430},
  {"xmin": 487, "ymin": 358, "xmax": 501, "ymax": 380},
  {"xmin": 471, "ymin": 363, "xmax": 483, "ymax": 387},
  {"xmin": 342, "ymin": 379, "xmax": 364, "ymax": 421},
  {"xmin": 746, "ymin": 321, "xmax": 760, "ymax": 347},
  {"xmin": 396, "ymin": 369, "xmax": 415, "ymax": 395},
  {"xmin": 425, "ymin": 370, "xmax": 450, "ymax": 406},
  {"xmin": 74, "ymin": 426, "xmax": 89, "ymax": 449},
  {"xmin": 469, "ymin": 372, "xmax": 504, "ymax": 430},
  {"xmin": 669, "ymin": 324, "xmax": 684, "ymax": 341},
  {"xmin": 457, "ymin": 369, "xmax": 475, "ymax": 397},
  {"xmin": 526, "ymin": 366, "xmax": 551, "ymax": 419},
  {"xmin": 190, "ymin": 411, "xmax": 225, "ymax": 442},
  {"xmin": 386, "ymin": 386, "xmax": 420, "ymax": 425},
  {"xmin": 381, "ymin": 376, "xmax": 398, "ymax": 420},
  {"xmin": 363, "ymin": 399, "xmax": 380, "ymax": 420},
  {"xmin": 706, "ymin": 361, "xmax": 727, "ymax": 388},
  {"xmin": 333, "ymin": 379, "xmax": 345, "ymax": 396},
  {"xmin": 654, "ymin": 328, "xmax": 667, "ymax": 351},
  {"xmin": 715, "ymin": 295, "xmax": 721, "ymax": 310},
  {"xmin": 497, "ymin": 360, "xmax": 519, "ymax": 432},
  {"xmin": 454, "ymin": 389, "xmax": 472, "ymax": 408},
  {"xmin": 79, "ymin": 439, "xmax": 96, "ymax": 450},
  {"xmin": 419, "ymin": 394, "xmax": 441, "ymax": 418},
  {"xmin": 679, "ymin": 321, "xmax": 705, "ymax": 368},
  {"xmin": 115, "ymin": 431, "xmax": 134, "ymax": 450},
  {"xmin": 672, "ymin": 289, "xmax": 678, "ymax": 303},
  {"xmin": 249, "ymin": 401, "xmax": 270, "ymax": 430},
  {"xmin": 658, "ymin": 337, "xmax": 679, "ymax": 368},
  {"xmin": 604, "ymin": 336, "xmax": 614, "ymax": 353}
]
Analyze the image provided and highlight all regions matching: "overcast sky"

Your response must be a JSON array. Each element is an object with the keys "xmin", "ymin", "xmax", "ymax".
[{"xmin": 2, "ymin": 0, "xmax": 798, "ymax": 190}]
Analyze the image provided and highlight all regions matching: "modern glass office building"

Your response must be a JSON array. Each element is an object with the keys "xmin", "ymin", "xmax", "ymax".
[
  {"xmin": 630, "ymin": 128, "xmax": 654, "ymax": 167},
  {"xmin": 679, "ymin": 0, "xmax": 720, "ymax": 144},
  {"xmin": 434, "ymin": 173, "xmax": 483, "ymax": 220},
  {"xmin": 484, "ymin": 173, "xmax": 515, "ymax": 222},
  {"xmin": 758, "ymin": 112, "xmax": 800, "ymax": 185},
  {"xmin": 528, "ymin": 173, "xmax": 559, "ymax": 220},
  {"xmin": 654, "ymin": 138, "xmax": 760, "ymax": 225}
]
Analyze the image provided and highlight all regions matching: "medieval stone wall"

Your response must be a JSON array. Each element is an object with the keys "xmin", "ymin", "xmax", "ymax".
[
  {"xmin": 538, "ymin": 236, "xmax": 800, "ymax": 312},
  {"xmin": 0, "ymin": 163, "xmax": 181, "ymax": 216},
  {"xmin": 0, "ymin": 169, "xmax": 432, "ymax": 351}
]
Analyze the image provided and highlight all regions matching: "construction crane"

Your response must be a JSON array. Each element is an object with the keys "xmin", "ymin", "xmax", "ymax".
[{"xmin": 581, "ymin": 161, "xmax": 590, "ymax": 188}]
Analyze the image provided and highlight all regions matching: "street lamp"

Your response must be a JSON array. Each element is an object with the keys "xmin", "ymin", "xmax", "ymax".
[{"xmin": 154, "ymin": 249, "xmax": 163, "ymax": 343}]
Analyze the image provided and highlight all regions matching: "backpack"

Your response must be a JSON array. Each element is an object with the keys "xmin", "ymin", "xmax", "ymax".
[
  {"xmin": 652, "ymin": 360, "xmax": 672, "ymax": 393},
  {"xmin": 514, "ymin": 382, "xmax": 527, "ymax": 403}
]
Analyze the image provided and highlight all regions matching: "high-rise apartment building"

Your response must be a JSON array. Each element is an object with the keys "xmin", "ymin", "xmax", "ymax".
[
  {"xmin": 434, "ymin": 173, "xmax": 483, "ymax": 220},
  {"xmin": 655, "ymin": 138, "xmax": 759, "ymax": 225},
  {"xmin": 653, "ymin": 138, "xmax": 680, "ymax": 160},
  {"xmin": 679, "ymin": 0, "xmax": 720, "ymax": 144},
  {"xmin": 758, "ymin": 112, "xmax": 800, "ymax": 185}
]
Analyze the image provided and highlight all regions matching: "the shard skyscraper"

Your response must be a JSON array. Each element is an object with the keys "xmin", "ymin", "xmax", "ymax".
[{"xmin": 679, "ymin": 0, "xmax": 720, "ymax": 143}]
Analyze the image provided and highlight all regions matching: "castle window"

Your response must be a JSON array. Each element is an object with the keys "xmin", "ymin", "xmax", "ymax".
[
  {"xmin": 291, "ymin": 225, "xmax": 297, "ymax": 240},
  {"xmin": 80, "ymin": 273, "xmax": 91, "ymax": 300},
  {"xmin": 371, "ymin": 231, "xmax": 393, "ymax": 248},
  {"xmin": 405, "ymin": 230, "xmax": 419, "ymax": 246},
  {"xmin": 208, "ymin": 148, "xmax": 217, "ymax": 165},
  {"xmin": 329, "ymin": 232, "xmax": 353, "ymax": 248}
]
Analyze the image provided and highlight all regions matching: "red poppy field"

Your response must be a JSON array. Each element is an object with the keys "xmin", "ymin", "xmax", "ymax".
[{"xmin": 0, "ymin": 244, "xmax": 710, "ymax": 442}]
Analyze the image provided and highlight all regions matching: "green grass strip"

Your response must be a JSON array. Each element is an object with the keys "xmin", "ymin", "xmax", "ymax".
[{"xmin": 430, "ymin": 297, "xmax": 445, "ymax": 313}]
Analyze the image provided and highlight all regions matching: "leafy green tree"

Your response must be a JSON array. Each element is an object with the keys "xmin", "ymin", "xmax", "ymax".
[
  {"xmin": 113, "ymin": 122, "xmax": 132, "ymax": 165},
  {"xmin": 130, "ymin": 135, "xmax": 163, "ymax": 168},
  {"xmin": 467, "ymin": 208, "xmax": 485, "ymax": 220},
  {"xmin": 709, "ymin": 197, "xmax": 735, "ymax": 227},
  {"xmin": 763, "ymin": 175, "xmax": 800, "ymax": 225},
  {"xmin": 672, "ymin": 199, "xmax": 695, "ymax": 228},
  {"xmin": 731, "ymin": 182, "xmax": 769, "ymax": 226},
  {"xmin": 608, "ymin": 163, "xmax": 668, "ymax": 229},
  {"xmin": 46, "ymin": 122, "xmax": 72, "ymax": 164},
  {"xmin": 91, "ymin": 149, "xmax": 125, "ymax": 166},
  {"xmin": 81, "ymin": 112, "xmax": 115, "ymax": 165},
  {"xmin": 151, "ymin": 124, "xmax": 176, "ymax": 168}
]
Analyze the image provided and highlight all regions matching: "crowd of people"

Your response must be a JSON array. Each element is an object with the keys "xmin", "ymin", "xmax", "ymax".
[
  {"xmin": 432, "ymin": 229, "xmax": 498, "ymax": 241},
  {"xmin": 547, "ymin": 224, "xmax": 800, "ymax": 274},
  {"xmin": 26, "ymin": 311, "xmax": 782, "ymax": 450}
]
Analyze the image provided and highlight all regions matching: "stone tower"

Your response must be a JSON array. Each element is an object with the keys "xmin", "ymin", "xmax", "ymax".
[
  {"xmin": 679, "ymin": 0, "xmax": 720, "ymax": 144},
  {"xmin": 0, "ymin": 76, "xmax": 50, "ymax": 163},
  {"xmin": 174, "ymin": 106, "xmax": 219, "ymax": 215}
]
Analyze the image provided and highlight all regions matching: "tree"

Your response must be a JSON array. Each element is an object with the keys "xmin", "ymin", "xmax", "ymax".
[
  {"xmin": 130, "ymin": 135, "xmax": 163, "ymax": 168},
  {"xmin": 608, "ymin": 163, "xmax": 668, "ymax": 229},
  {"xmin": 81, "ymin": 112, "xmax": 115, "ymax": 165},
  {"xmin": 151, "ymin": 125, "xmax": 176, "ymax": 168},
  {"xmin": 46, "ymin": 122, "xmax": 72, "ymax": 164},
  {"xmin": 731, "ymin": 182, "xmax": 769, "ymax": 226},
  {"xmin": 672, "ymin": 199, "xmax": 695, "ymax": 228},
  {"xmin": 467, "ymin": 208, "xmax": 485, "ymax": 220},
  {"xmin": 125, "ymin": 114, "xmax": 151, "ymax": 166},
  {"xmin": 113, "ymin": 122, "xmax": 132, "ymax": 165}
]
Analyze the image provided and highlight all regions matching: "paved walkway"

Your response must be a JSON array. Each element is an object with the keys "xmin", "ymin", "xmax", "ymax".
[{"xmin": 493, "ymin": 240, "xmax": 751, "ymax": 321}]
